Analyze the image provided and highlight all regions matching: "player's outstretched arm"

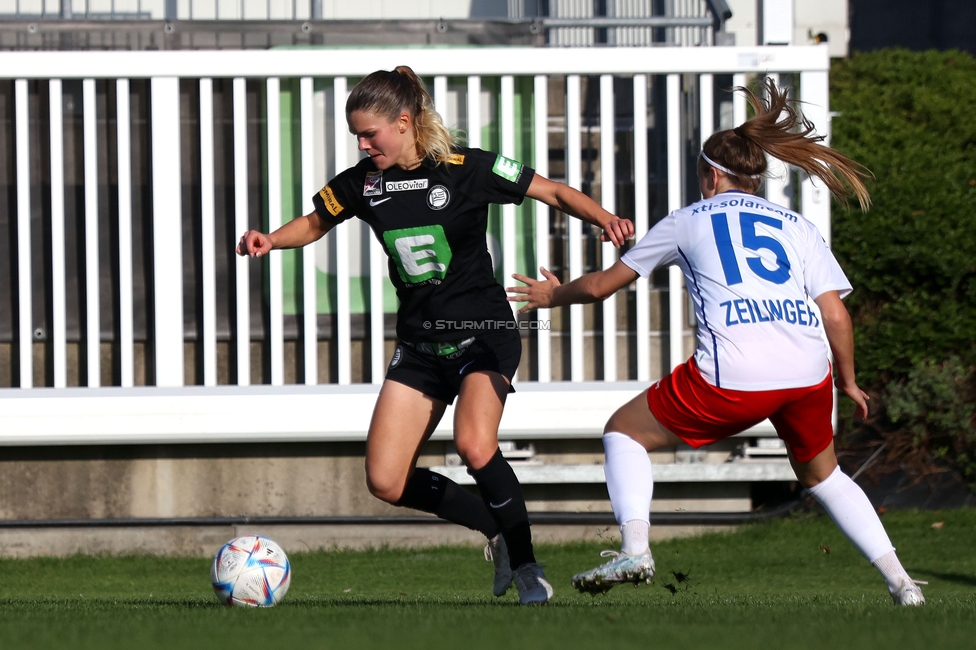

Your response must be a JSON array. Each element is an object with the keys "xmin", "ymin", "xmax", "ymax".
[
  {"xmin": 237, "ymin": 210, "xmax": 335, "ymax": 258},
  {"xmin": 508, "ymin": 260, "xmax": 638, "ymax": 313},
  {"xmin": 524, "ymin": 174, "xmax": 634, "ymax": 247},
  {"xmin": 815, "ymin": 290, "xmax": 870, "ymax": 419}
]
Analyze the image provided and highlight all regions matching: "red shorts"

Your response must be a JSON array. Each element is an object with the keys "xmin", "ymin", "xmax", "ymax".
[{"xmin": 647, "ymin": 359, "xmax": 834, "ymax": 463}]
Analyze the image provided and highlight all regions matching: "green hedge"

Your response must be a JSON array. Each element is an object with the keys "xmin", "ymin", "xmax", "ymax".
[{"xmin": 829, "ymin": 49, "xmax": 976, "ymax": 485}]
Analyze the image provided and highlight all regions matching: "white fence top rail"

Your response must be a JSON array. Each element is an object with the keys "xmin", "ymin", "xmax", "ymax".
[
  {"xmin": 0, "ymin": 381, "xmax": 776, "ymax": 446},
  {"xmin": 0, "ymin": 45, "xmax": 829, "ymax": 79}
]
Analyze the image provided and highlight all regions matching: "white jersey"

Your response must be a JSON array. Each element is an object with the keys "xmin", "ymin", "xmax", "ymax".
[{"xmin": 621, "ymin": 191, "xmax": 852, "ymax": 391}]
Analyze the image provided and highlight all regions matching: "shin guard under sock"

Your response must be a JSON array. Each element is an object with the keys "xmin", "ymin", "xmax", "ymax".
[
  {"xmin": 603, "ymin": 431, "xmax": 653, "ymax": 527},
  {"xmin": 469, "ymin": 449, "xmax": 535, "ymax": 569},
  {"xmin": 395, "ymin": 468, "xmax": 499, "ymax": 538},
  {"xmin": 807, "ymin": 466, "xmax": 895, "ymax": 562}
]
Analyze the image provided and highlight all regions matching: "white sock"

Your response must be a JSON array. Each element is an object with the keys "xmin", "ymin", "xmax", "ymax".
[
  {"xmin": 806, "ymin": 466, "xmax": 895, "ymax": 563},
  {"xmin": 620, "ymin": 519, "xmax": 650, "ymax": 555},
  {"xmin": 602, "ymin": 431, "xmax": 652, "ymax": 550},
  {"xmin": 873, "ymin": 550, "xmax": 914, "ymax": 594}
]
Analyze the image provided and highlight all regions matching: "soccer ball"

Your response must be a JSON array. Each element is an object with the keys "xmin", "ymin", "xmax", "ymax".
[{"xmin": 210, "ymin": 535, "xmax": 292, "ymax": 607}]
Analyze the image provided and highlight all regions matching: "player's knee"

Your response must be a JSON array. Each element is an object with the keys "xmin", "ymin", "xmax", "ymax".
[
  {"xmin": 794, "ymin": 465, "xmax": 835, "ymax": 489},
  {"xmin": 366, "ymin": 472, "xmax": 404, "ymax": 504},
  {"xmin": 454, "ymin": 438, "xmax": 496, "ymax": 471}
]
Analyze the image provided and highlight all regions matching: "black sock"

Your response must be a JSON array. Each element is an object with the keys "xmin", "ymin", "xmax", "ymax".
[
  {"xmin": 394, "ymin": 468, "xmax": 499, "ymax": 538},
  {"xmin": 469, "ymin": 449, "xmax": 535, "ymax": 569}
]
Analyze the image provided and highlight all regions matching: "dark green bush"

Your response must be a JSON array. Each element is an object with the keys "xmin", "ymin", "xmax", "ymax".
[
  {"xmin": 829, "ymin": 49, "xmax": 976, "ymax": 485},
  {"xmin": 884, "ymin": 356, "xmax": 976, "ymax": 484},
  {"xmin": 830, "ymin": 49, "xmax": 976, "ymax": 384}
]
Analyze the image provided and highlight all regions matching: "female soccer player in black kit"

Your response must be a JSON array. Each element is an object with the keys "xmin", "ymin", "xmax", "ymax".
[{"xmin": 238, "ymin": 65, "xmax": 634, "ymax": 604}]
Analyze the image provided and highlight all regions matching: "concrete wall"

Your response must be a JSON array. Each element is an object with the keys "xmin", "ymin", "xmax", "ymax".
[{"xmin": 0, "ymin": 436, "xmax": 751, "ymax": 557}]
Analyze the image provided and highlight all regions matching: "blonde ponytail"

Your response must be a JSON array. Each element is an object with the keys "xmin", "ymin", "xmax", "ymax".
[{"xmin": 700, "ymin": 78, "xmax": 873, "ymax": 211}]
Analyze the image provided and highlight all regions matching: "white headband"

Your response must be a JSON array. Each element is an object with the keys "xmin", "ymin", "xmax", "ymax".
[{"xmin": 700, "ymin": 151, "xmax": 761, "ymax": 179}]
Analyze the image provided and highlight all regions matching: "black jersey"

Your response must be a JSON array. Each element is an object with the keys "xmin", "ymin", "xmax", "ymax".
[{"xmin": 312, "ymin": 147, "xmax": 535, "ymax": 343}]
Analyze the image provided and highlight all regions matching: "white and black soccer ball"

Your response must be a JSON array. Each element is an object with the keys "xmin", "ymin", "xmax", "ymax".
[{"xmin": 210, "ymin": 535, "xmax": 292, "ymax": 607}]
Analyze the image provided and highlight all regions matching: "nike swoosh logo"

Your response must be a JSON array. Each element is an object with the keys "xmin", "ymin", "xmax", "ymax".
[
  {"xmin": 369, "ymin": 197, "xmax": 391, "ymax": 206},
  {"xmin": 459, "ymin": 361, "xmax": 475, "ymax": 375},
  {"xmin": 489, "ymin": 498, "xmax": 512, "ymax": 509}
]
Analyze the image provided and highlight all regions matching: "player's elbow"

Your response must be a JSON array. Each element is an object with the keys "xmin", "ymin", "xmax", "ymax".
[
  {"xmin": 590, "ymin": 273, "xmax": 628, "ymax": 302},
  {"xmin": 818, "ymin": 303, "xmax": 851, "ymax": 330},
  {"xmin": 820, "ymin": 310, "xmax": 848, "ymax": 329},
  {"xmin": 570, "ymin": 280, "xmax": 613, "ymax": 304},
  {"xmin": 591, "ymin": 285, "xmax": 616, "ymax": 301}
]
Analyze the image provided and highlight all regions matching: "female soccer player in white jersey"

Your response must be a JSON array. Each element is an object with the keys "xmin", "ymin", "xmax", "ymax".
[{"xmin": 508, "ymin": 78, "xmax": 925, "ymax": 606}]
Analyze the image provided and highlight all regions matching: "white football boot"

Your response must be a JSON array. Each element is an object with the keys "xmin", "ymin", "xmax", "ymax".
[
  {"xmin": 891, "ymin": 578, "xmax": 926, "ymax": 606},
  {"xmin": 572, "ymin": 550, "xmax": 656, "ymax": 594}
]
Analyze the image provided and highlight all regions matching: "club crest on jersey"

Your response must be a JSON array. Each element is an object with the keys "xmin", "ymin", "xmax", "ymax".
[
  {"xmin": 427, "ymin": 185, "xmax": 450, "ymax": 210},
  {"xmin": 363, "ymin": 171, "xmax": 383, "ymax": 196}
]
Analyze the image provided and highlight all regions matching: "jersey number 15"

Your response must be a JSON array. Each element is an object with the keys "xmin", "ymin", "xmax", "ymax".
[{"xmin": 710, "ymin": 212, "xmax": 791, "ymax": 285}]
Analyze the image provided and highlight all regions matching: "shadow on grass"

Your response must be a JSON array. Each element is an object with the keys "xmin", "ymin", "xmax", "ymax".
[{"xmin": 912, "ymin": 570, "xmax": 976, "ymax": 587}]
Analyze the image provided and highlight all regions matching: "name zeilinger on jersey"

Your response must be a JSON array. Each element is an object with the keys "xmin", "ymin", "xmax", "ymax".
[{"xmin": 721, "ymin": 298, "xmax": 821, "ymax": 328}]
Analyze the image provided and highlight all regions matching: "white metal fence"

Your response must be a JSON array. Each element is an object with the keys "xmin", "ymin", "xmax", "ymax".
[{"xmin": 0, "ymin": 45, "xmax": 831, "ymax": 445}]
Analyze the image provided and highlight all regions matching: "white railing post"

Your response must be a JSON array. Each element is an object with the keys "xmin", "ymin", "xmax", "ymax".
[
  {"xmin": 117, "ymin": 78, "xmax": 134, "ymax": 388},
  {"xmin": 433, "ymin": 75, "xmax": 448, "ymax": 120},
  {"xmin": 699, "ymin": 73, "xmax": 714, "ymax": 143},
  {"xmin": 799, "ymin": 69, "xmax": 831, "ymax": 241},
  {"xmin": 632, "ymin": 74, "xmax": 650, "ymax": 382},
  {"xmin": 199, "ymin": 78, "xmax": 217, "ymax": 387},
  {"xmin": 267, "ymin": 77, "xmax": 284, "ymax": 386},
  {"xmin": 500, "ymin": 75, "xmax": 517, "ymax": 322},
  {"xmin": 732, "ymin": 73, "xmax": 748, "ymax": 126},
  {"xmin": 466, "ymin": 75, "xmax": 481, "ymax": 149},
  {"xmin": 764, "ymin": 72, "xmax": 792, "ymax": 209},
  {"xmin": 15, "ymin": 79, "xmax": 32, "ymax": 389},
  {"xmin": 532, "ymin": 74, "xmax": 552, "ymax": 383},
  {"xmin": 49, "ymin": 79, "xmax": 67, "ymax": 388},
  {"xmin": 333, "ymin": 76, "xmax": 351, "ymax": 385},
  {"xmin": 300, "ymin": 76, "xmax": 319, "ymax": 385},
  {"xmin": 233, "ymin": 77, "xmax": 250, "ymax": 386},
  {"xmin": 666, "ymin": 73, "xmax": 684, "ymax": 371},
  {"xmin": 83, "ymin": 78, "xmax": 100, "ymax": 387},
  {"xmin": 599, "ymin": 73, "xmax": 617, "ymax": 381},
  {"xmin": 150, "ymin": 76, "xmax": 184, "ymax": 387},
  {"xmin": 566, "ymin": 74, "xmax": 584, "ymax": 382}
]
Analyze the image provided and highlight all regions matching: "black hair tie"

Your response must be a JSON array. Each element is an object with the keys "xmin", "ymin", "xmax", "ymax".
[{"xmin": 733, "ymin": 126, "xmax": 747, "ymax": 139}]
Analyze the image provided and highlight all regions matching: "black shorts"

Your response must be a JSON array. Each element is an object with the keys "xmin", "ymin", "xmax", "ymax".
[{"xmin": 386, "ymin": 328, "xmax": 522, "ymax": 405}]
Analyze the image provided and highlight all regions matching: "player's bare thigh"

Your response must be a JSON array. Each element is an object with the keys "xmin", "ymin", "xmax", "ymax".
[
  {"xmin": 365, "ymin": 379, "xmax": 447, "ymax": 503},
  {"xmin": 453, "ymin": 370, "xmax": 509, "ymax": 471},
  {"xmin": 604, "ymin": 390, "xmax": 683, "ymax": 452}
]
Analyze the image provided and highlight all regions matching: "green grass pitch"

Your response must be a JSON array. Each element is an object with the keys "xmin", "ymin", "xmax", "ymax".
[{"xmin": 1, "ymin": 509, "xmax": 974, "ymax": 649}]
